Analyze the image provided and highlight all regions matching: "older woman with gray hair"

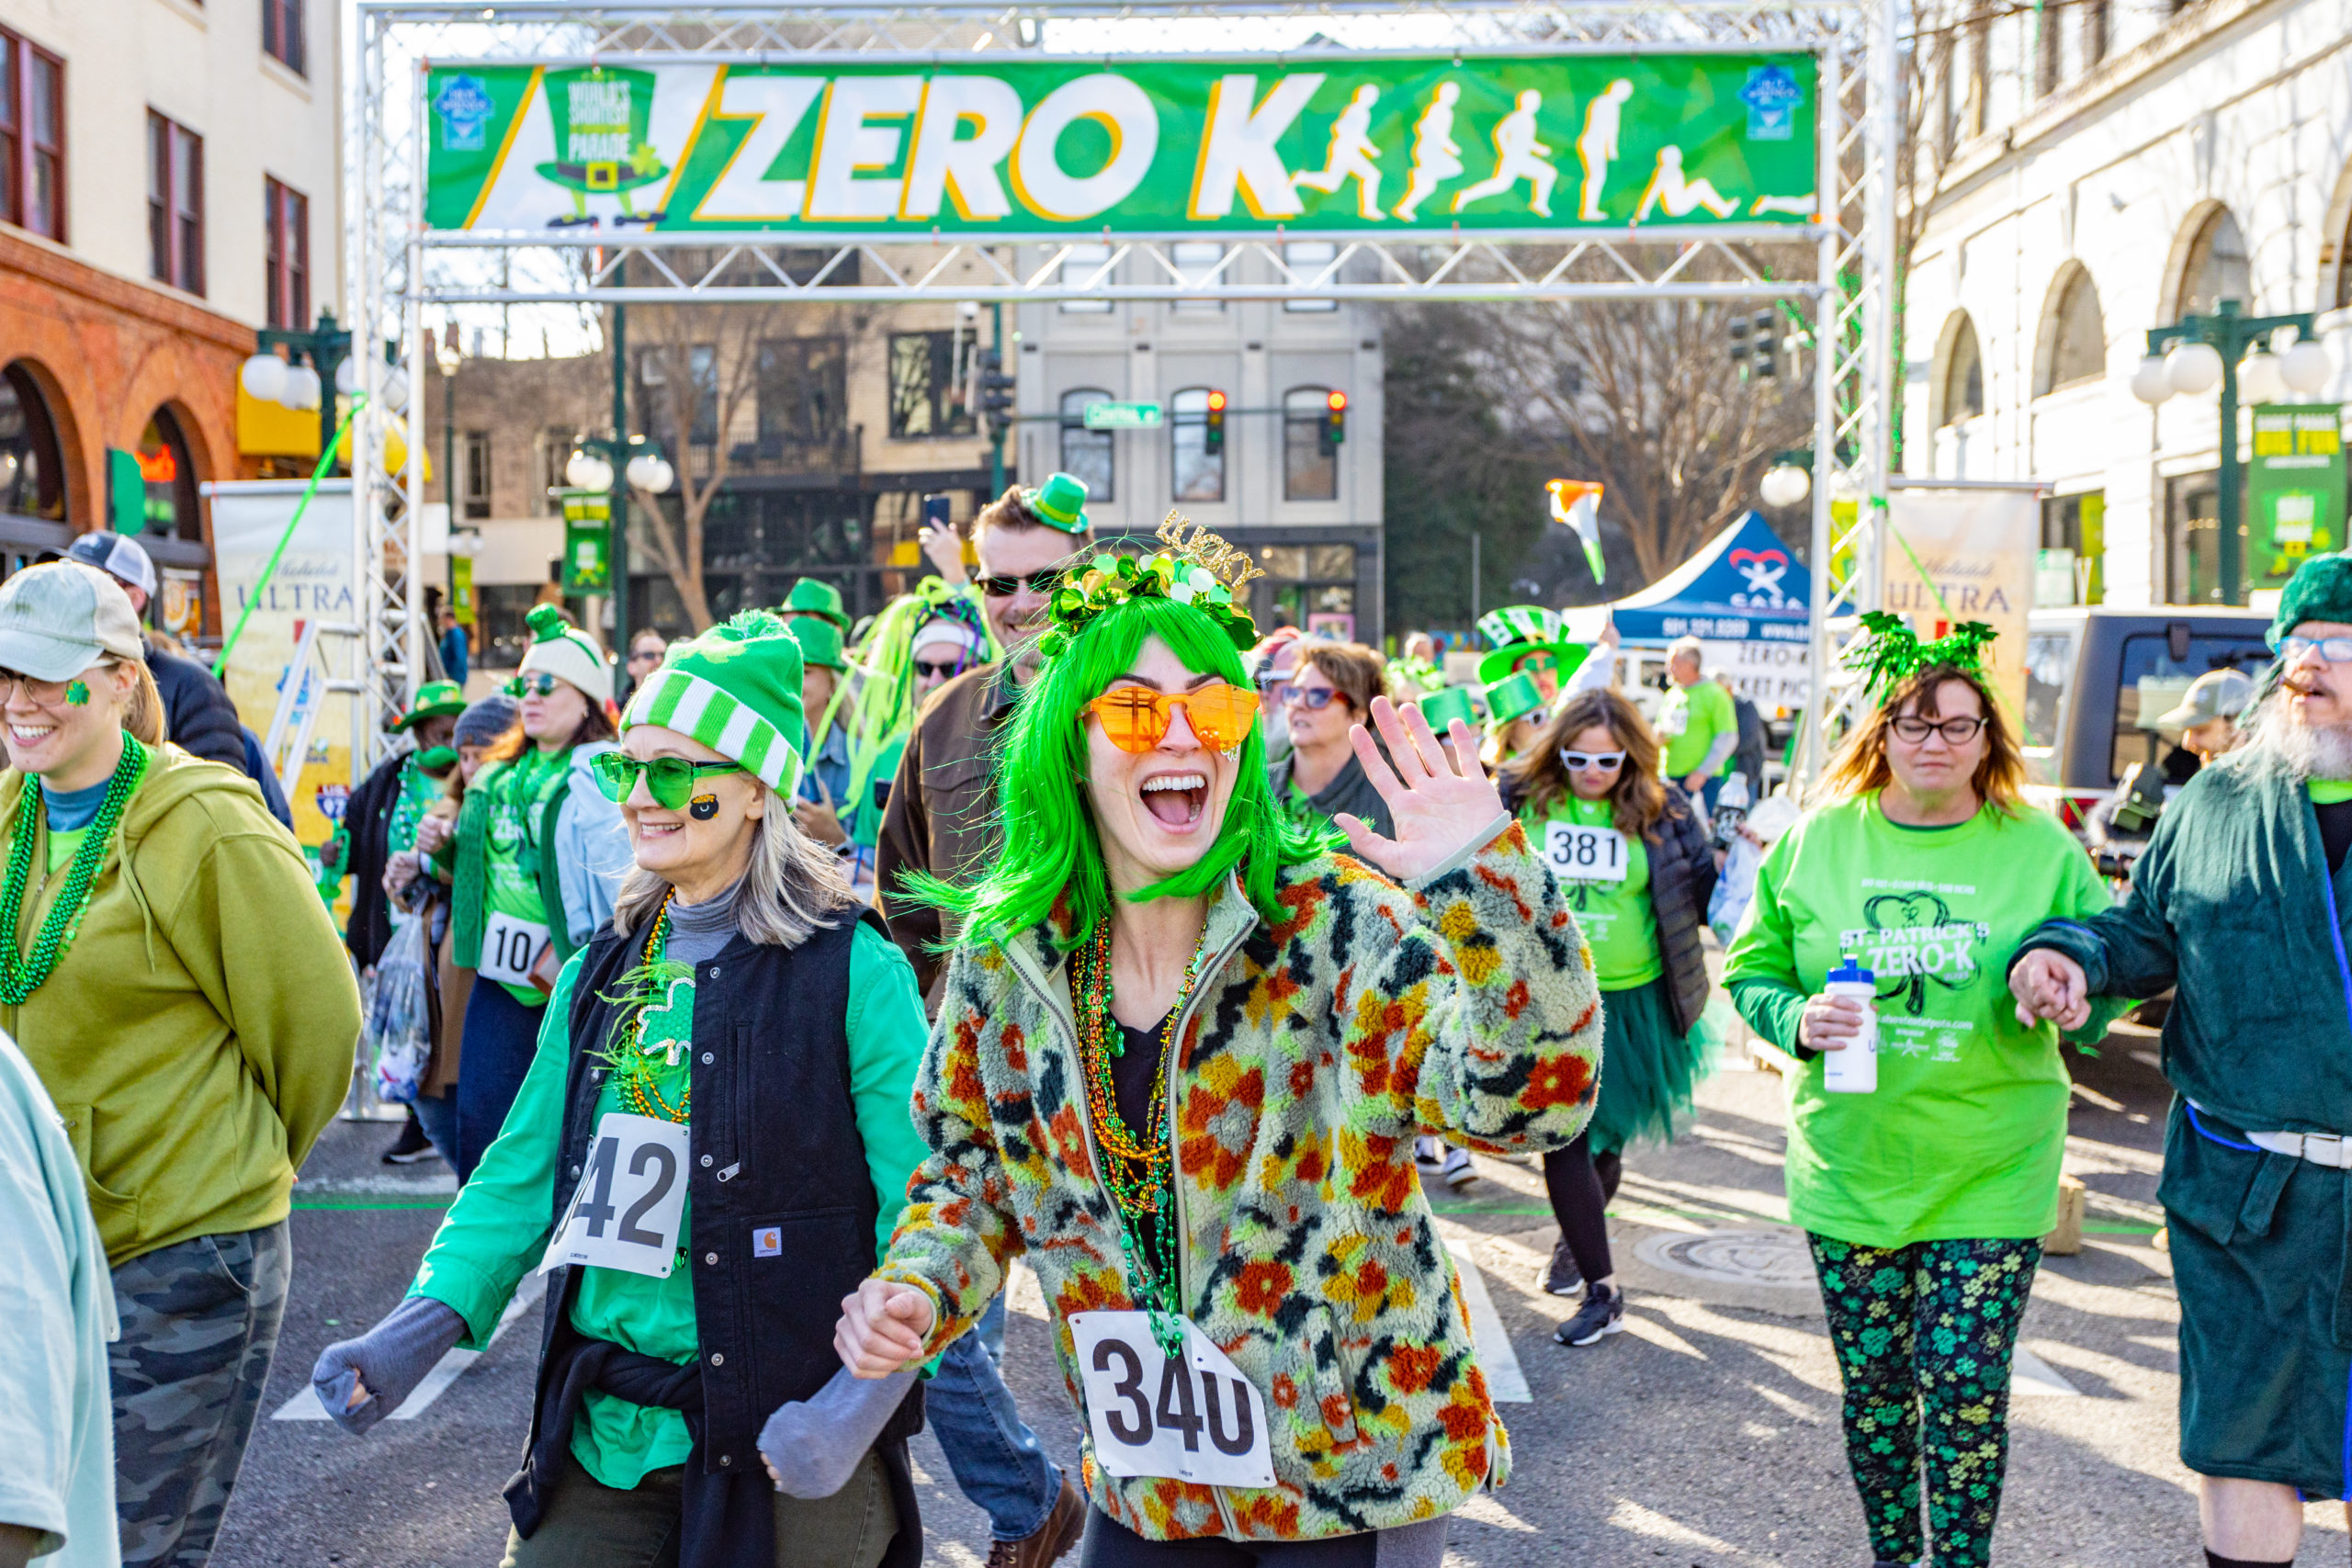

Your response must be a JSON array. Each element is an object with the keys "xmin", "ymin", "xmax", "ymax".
[{"xmin": 311, "ymin": 612, "xmax": 933, "ymax": 1568}]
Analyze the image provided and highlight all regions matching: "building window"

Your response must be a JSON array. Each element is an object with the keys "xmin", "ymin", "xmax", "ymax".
[
  {"xmin": 1170, "ymin": 242, "xmax": 1226, "ymax": 314},
  {"xmin": 2177, "ymin": 207, "xmax": 2251, "ymax": 319},
  {"xmin": 755, "ymin": 336, "xmax": 847, "ymax": 449},
  {"xmin": 0, "ymin": 28, "xmax": 66, "ymax": 243},
  {"xmin": 2165, "ymin": 472, "xmax": 2222, "ymax": 605},
  {"xmin": 537, "ymin": 428, "xmax": 572, "ymax": 515},
  {"xmin": 1059, "ymin": 389, "xmax": 1114, "ymax": 501},
  {"xmin": 1058, "ymin": 243, "xmax": 1114, "ymax": 313},
  {"xmin": 148, "ymin": 112, "xmax": 204, "ymax": 296},
  {"xmin": 263, "ymin": 0, "xmax": 305, "ymax": 75},
  {"xmin": 688, "ymin": 344, "xmax": 718, "ymax": 448},
  {"xmin": 1283, "ymin": 242, "xmax": 1340, "ymax": 312},
  {"xmin": 1939, "ymin": 316, "xmax": 1984, "ymax": 427},
  {"xmin": 2083, "ymin": 0, "xmax": 2111, "ymax": 69},
  {"xmin": 1170, "ymin": 388, "xmax": 1223, "ymax": 503},
  {"xmin": 135, "ymin": 408, "xmax": 200, "ymax": 542},
  {"xmin": 2036, "ymin": 268, "xmax": 2106, "ymax": 395},
  {"xmin": 2033, "ymin": 6, "xmax": 2062, "ymax": 98},
  {"xmin": 264, "ymin": 177, "xmax": 308, "ymax": 331},
  {"xmin": 1963, "ymin": 14, "xmax": 1989, "ymax": 141},
  {"xmin": 0, "ymin": 361, "xmax": 67, "ymax": 522},
  {"xmin": 462, "ymin": 430, "xmax": 492, "ymax": 519},
  {"xmin": 1283, "ymin": 387, "xmax": 1338, "ymax": 501},
  {"xmin": 887, "ymin": 332, "xmax": 976, "ymax": 438}
]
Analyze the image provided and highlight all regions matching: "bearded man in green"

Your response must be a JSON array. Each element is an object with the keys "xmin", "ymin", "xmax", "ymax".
[{"xmin": 2012, "ymin": 552, "xmax": 2352, "ymax": 1568}]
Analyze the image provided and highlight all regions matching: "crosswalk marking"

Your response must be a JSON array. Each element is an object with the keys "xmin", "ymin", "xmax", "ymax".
[
  {"xmin": 1444, "ymin": 1238, "xmax": 1532, "ymax": 1404},
  {"xmin": 273, "ymin": 1271, "xmax": 548, "ymax": 1423}
]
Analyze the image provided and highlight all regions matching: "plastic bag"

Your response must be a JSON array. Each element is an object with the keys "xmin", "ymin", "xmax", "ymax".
[
  {"xmin": 368, "ymin": 912, "xmax": 432, "ymax": 1104},
  {"xmin": 1709, "ymin": 792, "xmax": 1804, "ymax": 943}
]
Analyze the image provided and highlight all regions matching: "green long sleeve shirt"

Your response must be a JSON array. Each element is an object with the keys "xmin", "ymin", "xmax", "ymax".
[{"xmin": 406, "ymin": 922, "xmax": 931, "ymax": 1490}]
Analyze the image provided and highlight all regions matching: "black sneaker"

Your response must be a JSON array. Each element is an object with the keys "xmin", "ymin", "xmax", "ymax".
[
  {"xmin": 381, "ymin": 1116, "xmax": 437, "ymax": 1166},
  {"xmin": 1542, "ymin": 1238, "xmax": 1581, "ymax": 1297},
  {"xmin": 1554, "ymin": 1283, "xmax": 1625, "ymax": 1347}
]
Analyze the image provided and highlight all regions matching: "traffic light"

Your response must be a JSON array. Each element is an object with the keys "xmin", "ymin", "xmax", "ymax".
[
  {"xmin": 1204, "ymin": 389, "xmax": 1227, "ymax": 455},
  {"xmin": 978, "ymin": 347, "xmax": 1015, "ymax": 435},
  {"xmin": 1319, "ymin": 389, "xmax": 1348, "ymax": 457},
  {"xmin": 1751, "ymin": 310, "xmax": 1780, "ymax": 379},
  {"xmin": 1727, "ymin": 311, "xmax": 1752, "ymax": 378}
]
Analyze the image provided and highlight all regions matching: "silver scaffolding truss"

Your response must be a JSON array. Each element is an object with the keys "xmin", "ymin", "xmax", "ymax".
[{"xmin": 349, "ymin": 0, "xmax": 1897, "ymax": 772}]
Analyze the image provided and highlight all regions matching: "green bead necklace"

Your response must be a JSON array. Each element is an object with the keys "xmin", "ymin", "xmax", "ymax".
[
  {"xmin": 1070, "ymin": 919, "xmax": 1210, "ymax": 1359},
  {"xmin": 0, "ymin": 739, "xmax": 149, "ymax": 1005}
]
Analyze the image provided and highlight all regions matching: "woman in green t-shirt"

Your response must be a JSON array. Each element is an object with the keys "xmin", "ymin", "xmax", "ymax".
[
  {"xmin": 1498, "ymin": 688, "xmax": 1716, "ymax": 1347},
  {"xmin": 1723, "ymin": 646, "xmax": 2115, "ymax": 1568}
]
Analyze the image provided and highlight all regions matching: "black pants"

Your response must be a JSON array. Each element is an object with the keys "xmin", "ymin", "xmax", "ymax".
[
  {"xmin": 1076, "ymin": 1508, "xmax": 1445, "ymax": 1568},
  {"xmin": 1542, "ymin": 1133, "xmax": 1623, "ymax": 1285}
]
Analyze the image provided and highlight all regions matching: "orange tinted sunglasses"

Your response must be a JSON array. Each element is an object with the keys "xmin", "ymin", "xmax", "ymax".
[{"xmin": 1085, "ymin": 682, "xmax": 1261, "ymax": 754}]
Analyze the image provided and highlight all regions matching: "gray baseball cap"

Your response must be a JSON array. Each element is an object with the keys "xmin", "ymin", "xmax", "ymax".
[
  {"xmin": 2156, "ymin": 667, "xmax": 2256, "ymax": 729},
  {"xmin": 58, "ymin": 530, "xmax": 159, "ymax": 600},
  {"xmin": 0, "ymin": 561, "xmax": 148, "ymax": 682}
]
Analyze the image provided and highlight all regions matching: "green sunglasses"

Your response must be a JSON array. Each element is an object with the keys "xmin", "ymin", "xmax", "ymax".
[
  {"xmin": 589, "ymin": 750, "xmax": 746, "ymax": 808},
  {"xmin": 503, "ymin": 672, "xmax": 566, "ymax": 698}
]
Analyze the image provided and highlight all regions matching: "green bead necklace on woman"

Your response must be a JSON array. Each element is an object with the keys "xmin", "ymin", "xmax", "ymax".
[{"xmin": 0, "ymin": 734, "xmax": 149, "ymax": 1005}]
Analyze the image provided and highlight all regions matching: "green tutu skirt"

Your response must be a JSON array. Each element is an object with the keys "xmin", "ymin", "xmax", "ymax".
[{"xmin": 1588, "ymin": 976, "xmax": 1715, "ymax": 1156}]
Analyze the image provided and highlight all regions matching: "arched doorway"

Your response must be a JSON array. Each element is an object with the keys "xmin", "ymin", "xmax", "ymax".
[
  {"xmin": 134, "ymin": 406, "xmax": 201, "ymax": 541},
  {"xmin": 0, "ymin": 361, "xmax": 68, "ymax": 523}
]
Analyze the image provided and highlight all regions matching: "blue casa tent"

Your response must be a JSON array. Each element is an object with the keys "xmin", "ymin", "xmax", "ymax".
[{"xmin": 1596, "ymin": 511, "xmax": 1810, "ymax": 646}]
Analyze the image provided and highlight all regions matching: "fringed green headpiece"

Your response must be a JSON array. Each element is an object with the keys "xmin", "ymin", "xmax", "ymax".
[
  {"xmin": 1037, "ymin": 512, "xmax": 1261, "ymax": 663},
  {"xmin": 1842, "ymin": 611, "xmax": 1997, "ymax": 700}
]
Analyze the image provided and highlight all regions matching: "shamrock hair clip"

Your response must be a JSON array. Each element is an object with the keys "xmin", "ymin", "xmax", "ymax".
[{"xmin": 1841, "ymin": 610, "xmax": 1998, "ymax": 701}]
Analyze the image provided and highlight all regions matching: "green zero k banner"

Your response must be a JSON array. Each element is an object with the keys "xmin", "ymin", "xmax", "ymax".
[
  {"xmin": 424, "ymin": 53, "xmax": 1816, "ymax": 235},
  {"xmin": 2249, "ymin": 403, "xmax": 2346, "ymax": 590}
]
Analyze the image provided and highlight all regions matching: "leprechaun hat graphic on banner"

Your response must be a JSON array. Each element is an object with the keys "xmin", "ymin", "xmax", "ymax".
[{"xmin": 536, "ymin": 66, "xmax": 669, "ymax": 228}]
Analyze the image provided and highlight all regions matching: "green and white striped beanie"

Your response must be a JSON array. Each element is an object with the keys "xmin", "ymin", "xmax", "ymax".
[{"xmin": 622, "ymin": 610, "xmax": 806, "ymax": 796}]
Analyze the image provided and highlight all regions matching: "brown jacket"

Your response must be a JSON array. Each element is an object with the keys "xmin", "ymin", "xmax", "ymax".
[{"xmin": 876, "ymin": 660, "xmax": 1022, "ymax": 1002}]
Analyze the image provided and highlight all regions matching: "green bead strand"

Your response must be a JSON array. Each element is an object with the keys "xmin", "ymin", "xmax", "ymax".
[{"xmin": 0, "ymin": 739, "xmax": 149, "ymax": 1005}]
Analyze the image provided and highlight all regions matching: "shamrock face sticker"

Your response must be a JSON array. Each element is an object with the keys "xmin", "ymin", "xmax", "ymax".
[{"xmin": 1860, "ymin": 889, "xmax": 1981, "ymax": 1017}]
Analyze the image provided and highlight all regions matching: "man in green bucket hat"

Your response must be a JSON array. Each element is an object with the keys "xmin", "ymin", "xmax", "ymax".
[{"xmin": 782, "ymin": 577, "xmax": 850, "ymax": 633}]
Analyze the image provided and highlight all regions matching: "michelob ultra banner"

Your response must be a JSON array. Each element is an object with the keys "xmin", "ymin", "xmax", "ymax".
[{"xmin": 424, "ymin": 53, "xmax": 1817, "ymax": 235}]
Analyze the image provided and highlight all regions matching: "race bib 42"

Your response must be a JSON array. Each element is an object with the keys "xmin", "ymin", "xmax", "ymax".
[{"xmin": 538, "ymin": 1112, "xmax": 690, "ymax": 1280}]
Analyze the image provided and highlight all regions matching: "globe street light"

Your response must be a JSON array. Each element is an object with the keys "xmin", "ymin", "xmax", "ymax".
[
  {"xmin": 1758, "ymin": 461, "xmax": 1810, "ymax": 509},
  {"xmin": 240, "ymin": 353, "xmax": 289, "ymax": 404},
  {"xmin": 565, "ymin": 449, "xmax": 616, "ymax": 492},
  {"xmin": 2237, "ymin": 348, "xmax": 2289, "ymax": 409},
  {"xmin": 626, "ymin": 451, "xmax": 675, "ymax": 494}
]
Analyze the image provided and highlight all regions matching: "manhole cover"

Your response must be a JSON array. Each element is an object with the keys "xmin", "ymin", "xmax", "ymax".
[{"xmin": 1634, "ymin": 1228, "xmax": 1816, "ymax": 1288}]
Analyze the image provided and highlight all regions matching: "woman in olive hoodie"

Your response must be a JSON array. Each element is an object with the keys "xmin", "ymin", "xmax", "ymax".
[{"xmin": 0, "ymin": 561, "xmax": 361, "ymax": 1568}]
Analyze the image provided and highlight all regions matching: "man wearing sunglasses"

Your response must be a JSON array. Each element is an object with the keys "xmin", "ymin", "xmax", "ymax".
[{"xmin": 874, "ymin": 477, "xmax": 1097, "ymax": 1568}]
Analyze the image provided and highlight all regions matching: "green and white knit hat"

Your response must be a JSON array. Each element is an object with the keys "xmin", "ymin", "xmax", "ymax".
[
  {"xmin": 622, "ymin": 610, "xmax": 807, "ymax": 796},
  {"xmin": 520, "ymin": 604, "xmax": 616, "ymax": 705}
]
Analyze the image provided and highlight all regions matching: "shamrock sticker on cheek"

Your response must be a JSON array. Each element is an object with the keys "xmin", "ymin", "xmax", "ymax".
[{"xmin": 65, "ymin": 681, "xmax": 89, "ymax": 706}]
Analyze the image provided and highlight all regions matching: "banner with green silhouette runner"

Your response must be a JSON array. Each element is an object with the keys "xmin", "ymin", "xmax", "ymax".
[{"xmin": 423, "ymin": 52, "xmax": 1817, "ymax": 236}]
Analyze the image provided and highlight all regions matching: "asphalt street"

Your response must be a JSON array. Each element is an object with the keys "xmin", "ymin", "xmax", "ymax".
[{"xmin": 209, "ymin": 1014, "xmax": 2343, "ymax": 1568}]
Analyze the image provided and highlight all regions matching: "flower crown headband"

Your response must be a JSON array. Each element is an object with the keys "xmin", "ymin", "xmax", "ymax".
[
  {"xmin": 1036, "ymin": 512, "xmax": 1264, "ymax": 662},
  {"xmin": 1841, "ymin": 610, "xmax": 1998, "ymax": 701}
]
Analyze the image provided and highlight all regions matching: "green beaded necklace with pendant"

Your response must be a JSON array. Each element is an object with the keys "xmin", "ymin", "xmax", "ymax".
[
  {"xmin": 1069, "ymin": 917, "xmax": 1212, "ymax": 1360},
  {"xmin": 0, "ymin": 738, "xmax": 149, "ymax": 1005},
  {"xmin": 594, "ymin": 888, "xmax": 695, "ymax": 1123}
]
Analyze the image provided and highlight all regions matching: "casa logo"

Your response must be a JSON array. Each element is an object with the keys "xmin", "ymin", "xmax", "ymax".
[
  {"xmin": 1740, "ymin": 66, "xmax": 1803, "ymax": 141},
  {"xmin": 1727, "ymin": 547, "xmax": 1792, "ymax": 609},
  {"xmin": 435, "ymin": 74, "xmax": 496, "ymax": 152}
]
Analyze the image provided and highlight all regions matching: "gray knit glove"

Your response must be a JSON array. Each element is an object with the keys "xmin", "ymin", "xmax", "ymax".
[
  {"xmin": 311, "ymin": 1295, "xmax": 468, "ymax": 1435},
  {"xmin": 759, "ymin": 1367, "xmax": 919, "ymax": 1496}
]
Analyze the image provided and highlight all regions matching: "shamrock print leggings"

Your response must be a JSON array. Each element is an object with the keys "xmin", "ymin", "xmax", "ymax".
[{"xmin": 1807, "ymin": 1233, "xmax": 2042, "ymax": 1568}]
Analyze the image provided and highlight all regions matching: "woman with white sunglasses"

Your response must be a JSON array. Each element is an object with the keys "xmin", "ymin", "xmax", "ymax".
[{"xmin": 1498, "ymin": 687, "xmax": 1717, "ymax": 1345}]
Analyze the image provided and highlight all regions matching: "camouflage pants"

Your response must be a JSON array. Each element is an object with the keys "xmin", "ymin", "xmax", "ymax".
[{"xmin": 110, "ymin": 1223, "xmax": 290, "ymax": 1568}]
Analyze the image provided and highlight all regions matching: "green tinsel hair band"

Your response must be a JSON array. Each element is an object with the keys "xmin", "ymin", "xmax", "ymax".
[
  {"xmin": 1036, "ymin": 512, "xmax": 1261, "ymax": 663},
  {"xmin": 1841, "ymin": 611, "xmax": 1998, "ymax": 702}
]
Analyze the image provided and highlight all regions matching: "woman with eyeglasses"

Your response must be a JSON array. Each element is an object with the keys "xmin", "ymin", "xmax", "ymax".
[
  {"xmin": 838, "ymin": 585, "xmax": 996, "ymax": 892},
  {"xmin": 436, "ymin": 605, "xmax": 631, "ymax": 1179},
  {"xmin": 1266, "ymin": 639, "xmax": 1396, "ymax": 840},
  {"xmin": 0, "ymin": 562, "xmax": 360, "ymax": 1565},
  {"xmin": 831, "ymin": 539, "xmax": 1601, "ymax": 1565},
  {"xmin": 1722, "ymin": 624, "xmax": 2116, "ymax": 1568},
  {"xmin": 315, "ymin": 612, "xmax": 933, "ymax": 1568},
  {"xmin": 1497, "ymin": 687, "xmax": 1716, "ymax": 1344}
]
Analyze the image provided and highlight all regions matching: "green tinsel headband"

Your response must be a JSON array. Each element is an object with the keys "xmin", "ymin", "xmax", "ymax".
[
  {"xmin": 1842, "ymin": 611, "xmax": 1998, "ymax": 701},
  {"xmin": 1035, "ymin": 513, "xmax": 1261, "ymax": 663}
]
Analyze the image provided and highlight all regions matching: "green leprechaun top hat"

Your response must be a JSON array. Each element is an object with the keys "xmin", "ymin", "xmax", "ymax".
[
  {"xmin": 536, "ymin": 66, "xmax": 669, "ymax": 221},
  {"xmin": 1476, "ymin": 604, "xmax": 1589, "ymax": 688},
  {"xmin": 394, "ymin": 680, "xmax": 469, "ymax": 730},
  {"xmin": 782, "ymin": 577, "xmax": 849, "ymax": 631},
  {"xmin": 1483, "ymin": 670, "xmax": 1545, "ymax": 728},
  {"xmin": 1020, "ymin": 472, "xmax": 1093, "ymax": 535}
]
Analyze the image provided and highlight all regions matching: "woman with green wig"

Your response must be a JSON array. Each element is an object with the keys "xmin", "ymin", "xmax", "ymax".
[
  {"xmin": 835, "ymin": 581, "xmax": 995, "ymax": 887},
  {"xmin": 831, "ymin": 529, "xmax": 1607, "ymax": 1563}
]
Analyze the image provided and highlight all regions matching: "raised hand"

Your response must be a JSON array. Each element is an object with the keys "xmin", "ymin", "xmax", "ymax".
[
  {"xmin": 918, "ymin": 524, "xmax": 968, "ymax": 587},
  {"xmin": 1334, "ymin": 696, "xmax": 1510, "ymax": 883}
]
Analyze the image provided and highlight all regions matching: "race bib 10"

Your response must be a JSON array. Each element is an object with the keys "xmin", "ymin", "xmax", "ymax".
[
  {"xmin": 480, "ymin": 908, "xmax": 552, "ymax": 987},
  {"xmin": 538, "ymin": 1112, "xmax": 691, "ymax": 1279},
  {"xmin": 1069, "ymin": 1312, "xmax": 1274, "ymax": 1489},
  {"xmin": 1544, "ymin": 820, "xmax": 1630, "ymax": 883}
]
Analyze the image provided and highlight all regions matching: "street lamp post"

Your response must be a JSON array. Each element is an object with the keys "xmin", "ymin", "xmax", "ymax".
[
  {"xmin": 566, "ymin": 433, "xmax": 672, "ymax": 656},
  {"xmin": 2130, "ymin": 299, "xmax": 2334, "ymax": 604},
  {"xmin": 253, "ymin": 309, "xmax": 356, "ymax": 462}
]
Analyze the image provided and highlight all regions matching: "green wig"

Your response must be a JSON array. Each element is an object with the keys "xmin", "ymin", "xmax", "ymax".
[
  {"xmin": 841, "ymin": 577, "xmax": 996, "ymax": 806},
  {"xmin": 909, "ymin": 592, "xmax": 1337, "ymax": 953}
]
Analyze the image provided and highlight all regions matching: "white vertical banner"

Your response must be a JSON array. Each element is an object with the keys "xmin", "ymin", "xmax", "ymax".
[{"xmin": 1882, "ymin": 487, "xmax": 2039, "ymax": 725}]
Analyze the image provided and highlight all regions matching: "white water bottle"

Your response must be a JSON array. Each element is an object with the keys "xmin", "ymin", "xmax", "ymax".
[{"xmin": 1820, "ymin": 956, "xmax": 1878, "ymax": 1093}]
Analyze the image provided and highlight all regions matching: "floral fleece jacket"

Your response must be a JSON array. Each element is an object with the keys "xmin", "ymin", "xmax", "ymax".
[{"xmin": 874, "ymin": 822, "xmax": 1603, "ymax": 1540}]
